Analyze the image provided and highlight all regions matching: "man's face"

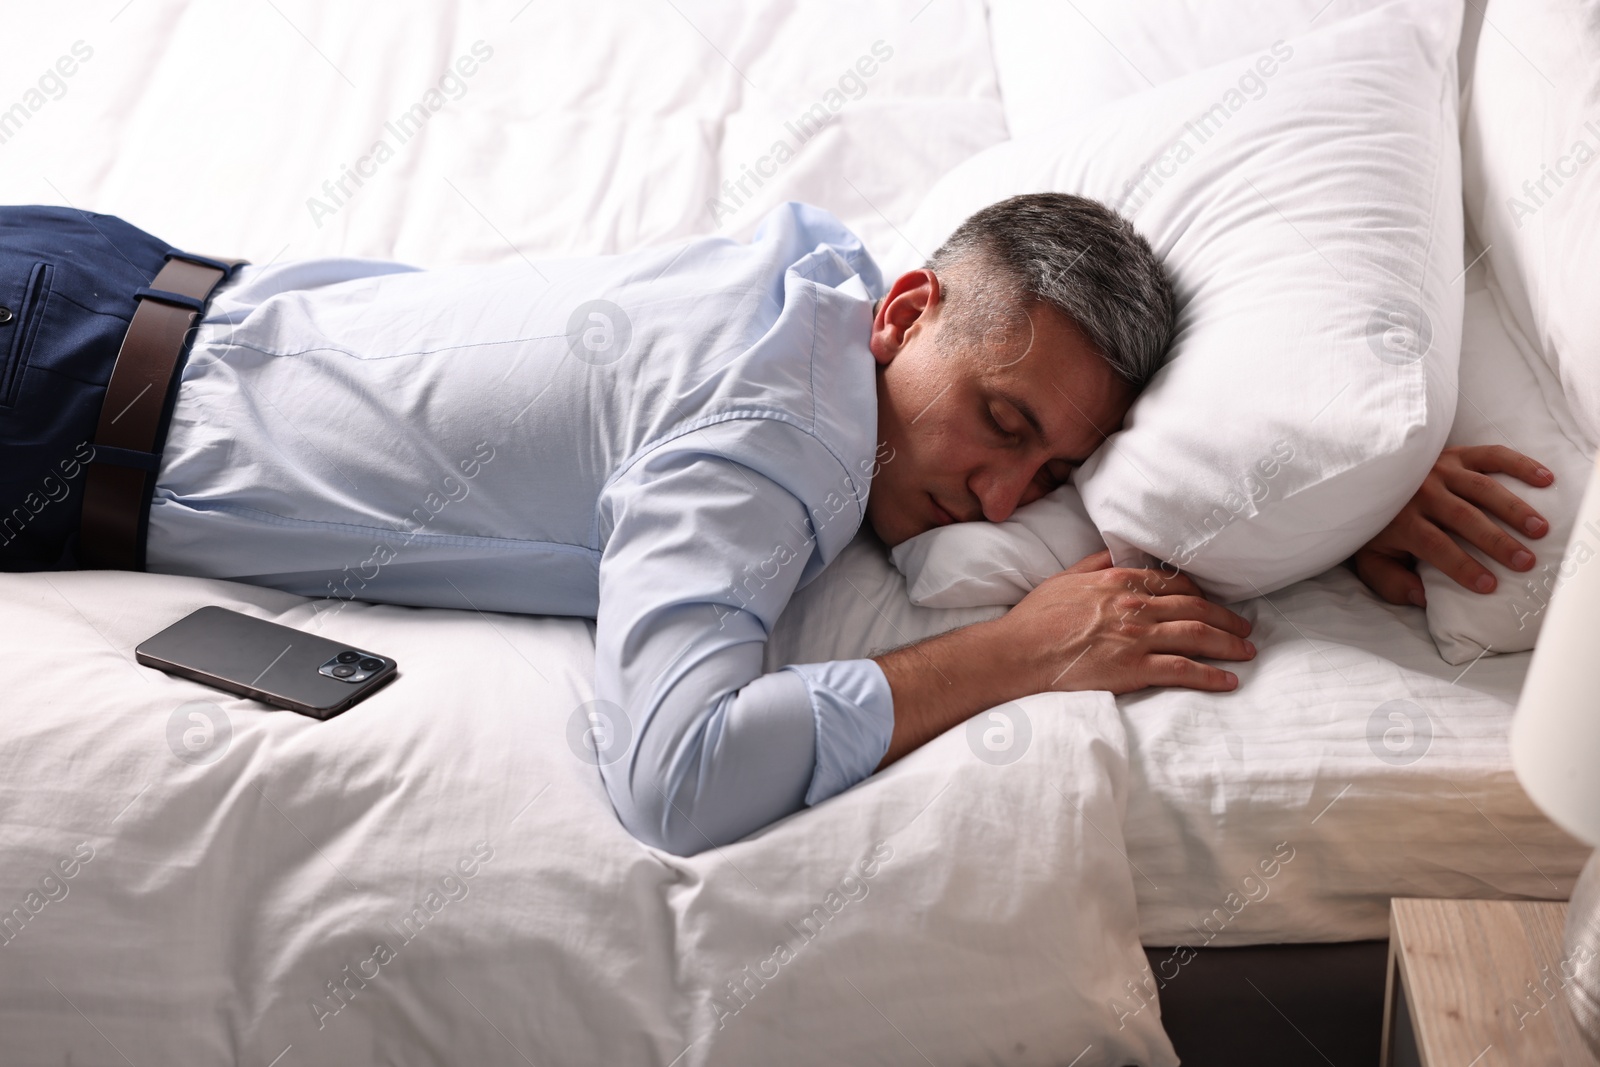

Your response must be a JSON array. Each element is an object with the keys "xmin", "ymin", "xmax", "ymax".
[{"xmin": 866, "ymin": 268, "xmax": 1136, "ymax": 548}]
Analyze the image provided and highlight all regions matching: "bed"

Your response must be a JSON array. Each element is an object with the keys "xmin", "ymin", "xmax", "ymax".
[{"xmin": 2, "ymin": 1, "xmax": 1594, "ymax": 1064}]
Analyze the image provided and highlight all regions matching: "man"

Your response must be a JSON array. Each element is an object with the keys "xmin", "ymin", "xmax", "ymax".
[{"xmin": 0, "ymin": 195, "xmax": 1553, "ymax": 856}]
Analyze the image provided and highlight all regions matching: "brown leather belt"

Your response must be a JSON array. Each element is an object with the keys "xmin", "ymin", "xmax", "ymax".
[{"xmin": 79, "ymin": 251, "xmax": 245, "ymax": 570}]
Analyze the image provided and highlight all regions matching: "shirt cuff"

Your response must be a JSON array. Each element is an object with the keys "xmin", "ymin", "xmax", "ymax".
[{"xmin": 783, "ymin": 659, "xmax": 895, "ymax": 807}]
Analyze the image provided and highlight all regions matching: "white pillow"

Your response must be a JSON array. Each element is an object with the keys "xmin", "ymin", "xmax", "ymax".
[
  {"xmin": 892, "ymin": 0, "xmax": 1464, "ymax": 604},
  {"xmin": 986, "ymin": 0, "xmax": 1394, "ymax": 137},
  {"xmin": 1461, "ymin": 0, "xmax": 1600, "ymax": 448},
  {"xmin": 889, "ymin": 485, "xmax": 1104, "ymax": 608},
  {"xmin": 1420, "ymin": 274, "xmax": 1597, "ymax": 663}
]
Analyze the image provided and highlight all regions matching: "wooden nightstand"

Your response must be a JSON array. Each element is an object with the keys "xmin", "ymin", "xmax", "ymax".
[{"xmin": 1383, "ymin": 898, "xmax": 1599, "ymax": 1067}]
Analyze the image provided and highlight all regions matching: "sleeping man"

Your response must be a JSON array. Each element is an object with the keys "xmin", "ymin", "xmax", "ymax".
[{"xmin": 0, "ymin": 195, "xmax": 1554, "ymax": 855}]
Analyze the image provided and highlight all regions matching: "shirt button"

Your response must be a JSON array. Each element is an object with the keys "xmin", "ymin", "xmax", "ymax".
[{"xmin": 0, "ymin": 306, "xmax": 13, "ymax": 324}]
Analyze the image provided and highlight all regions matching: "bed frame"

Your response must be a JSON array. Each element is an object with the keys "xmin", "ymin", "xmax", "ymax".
[{"xmin": 1146, "ymin": 940, "xmax": 1389, "ymax": 1066}]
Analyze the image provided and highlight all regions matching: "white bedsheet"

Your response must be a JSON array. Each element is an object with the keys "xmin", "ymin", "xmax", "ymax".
[{"xmin": 1120, "ymin": 569, "xmax": 1585, "ymax": 948}]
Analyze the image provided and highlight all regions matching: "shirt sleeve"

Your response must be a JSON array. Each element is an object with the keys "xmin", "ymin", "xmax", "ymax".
[{"xmin": 593, "ymin": 441, "xmax": 894, "ymax": 856}]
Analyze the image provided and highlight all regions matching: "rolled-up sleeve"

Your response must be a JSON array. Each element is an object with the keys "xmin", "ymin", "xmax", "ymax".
[
  {"xmin": 593, "ymin": 441, "xmax": 893, "ymax": 856},
  {"xmin": 783, "ymin": 660, "xmax": 895, "ymax": 807}
]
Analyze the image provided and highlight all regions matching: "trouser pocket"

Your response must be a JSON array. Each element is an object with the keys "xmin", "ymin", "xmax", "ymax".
[{"xmin": 0, "ymin": 261, "xmax": 53, "ymax": 408}]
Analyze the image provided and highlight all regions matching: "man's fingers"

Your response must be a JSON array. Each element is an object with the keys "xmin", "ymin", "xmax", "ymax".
[
  {"xmin": 1425, "ymin": 481, "xmax": 1539, "ymax": 571},
  {"xmin": 1348, "ymin": 444, "xmax": 1553, "ymax": 607},
  {"xmin": 1455, "ymin": 444, "xmax": 1555, "ymax": 488},
  {"xmin": 1065, "ymin": 548, "xmax": 1115, "ymax": 574},
  {"xmin": 1440, "ymin": 464, "xmax": 1550, "ymax": 540},
  {"xmin": 1143, "ymin": 594, "xmax": 1253, "ymax": 637},
  {"xmin": 1407, "ymin": 518, "xmax": 1499, "ymax": 594},
  {"xmin": 1140, "ymin": 654, "xmax": 1238, "ymax": 692},
  {"xmin": 1148, "ymin": 619, "xmax": 1256, "ymax": 661},
  {"xmin": 1353, "ymin": 547, "xmax": 1426, "ymax": 606}
]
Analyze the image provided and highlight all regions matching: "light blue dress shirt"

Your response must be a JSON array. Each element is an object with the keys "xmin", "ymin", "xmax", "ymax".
[{"xmin": 146, "ymin": 203, "xmax": 896, "ymax": 855}]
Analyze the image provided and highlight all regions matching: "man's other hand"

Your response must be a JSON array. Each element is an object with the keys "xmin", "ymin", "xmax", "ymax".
[{"xmin": 1352, "ymin": 445, "xmax": 1553, "ymax": 607}]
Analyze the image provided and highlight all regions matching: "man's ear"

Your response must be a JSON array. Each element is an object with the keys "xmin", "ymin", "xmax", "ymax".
[{"xmin": 869, "ymin": 269, "xmax": 941, "ymax": 366}]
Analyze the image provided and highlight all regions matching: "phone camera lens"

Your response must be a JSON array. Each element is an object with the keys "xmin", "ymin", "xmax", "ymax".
[
  {"xmin": 331, "ymin": 664, "xmax": 357, "ymax": 678},
  {"xmin": 358, "ymin": 657, "xmax": 382, "ymax": 671},
  {"xmin": 337, "ymin": 651, "xmax": 360, "ymax": 664}
]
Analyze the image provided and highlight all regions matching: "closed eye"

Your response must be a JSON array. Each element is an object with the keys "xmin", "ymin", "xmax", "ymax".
[{"xmin": 986, "ymin": 405, "xmax": 1020, "ymax": 445}]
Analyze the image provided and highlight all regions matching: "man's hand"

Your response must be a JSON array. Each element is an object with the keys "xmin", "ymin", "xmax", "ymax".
[
  {"xmin": 873, "ymin": 550, "xmax": 1254, "ymax": 769},
  {"xmin": 999, "ymin": 550, "xmax": 1254, "ymax": 695},
  {"xmin": 1352, "ymin": 445, "xmax": 1553, "ymax": 607}
]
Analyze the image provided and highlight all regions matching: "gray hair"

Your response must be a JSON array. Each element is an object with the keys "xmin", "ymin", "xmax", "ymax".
[{"xmin": 926, "ymin": 192, "xmax": 1175, "ymax": 388}]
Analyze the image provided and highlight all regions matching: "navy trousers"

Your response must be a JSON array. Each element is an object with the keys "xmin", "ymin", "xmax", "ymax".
[{"xmin": 0, "ymin": 206, "xmax": 178, "ymax": 571}]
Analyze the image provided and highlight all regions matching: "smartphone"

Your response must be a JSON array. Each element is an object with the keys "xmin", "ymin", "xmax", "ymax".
[{"xmin": 135, "ymin": 606, "xmax": 398, "ymax": 719}]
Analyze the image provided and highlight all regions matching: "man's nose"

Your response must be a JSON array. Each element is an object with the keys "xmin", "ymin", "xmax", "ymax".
[{"xmin": 972, "ymin": 462, "xmax": 1034, "ymax": 523}]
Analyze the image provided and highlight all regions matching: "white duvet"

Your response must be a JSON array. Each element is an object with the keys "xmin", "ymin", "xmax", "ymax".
[{"xmin": 0, "ymin": 568, "xmax": 1171, "ymax": 1066}]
